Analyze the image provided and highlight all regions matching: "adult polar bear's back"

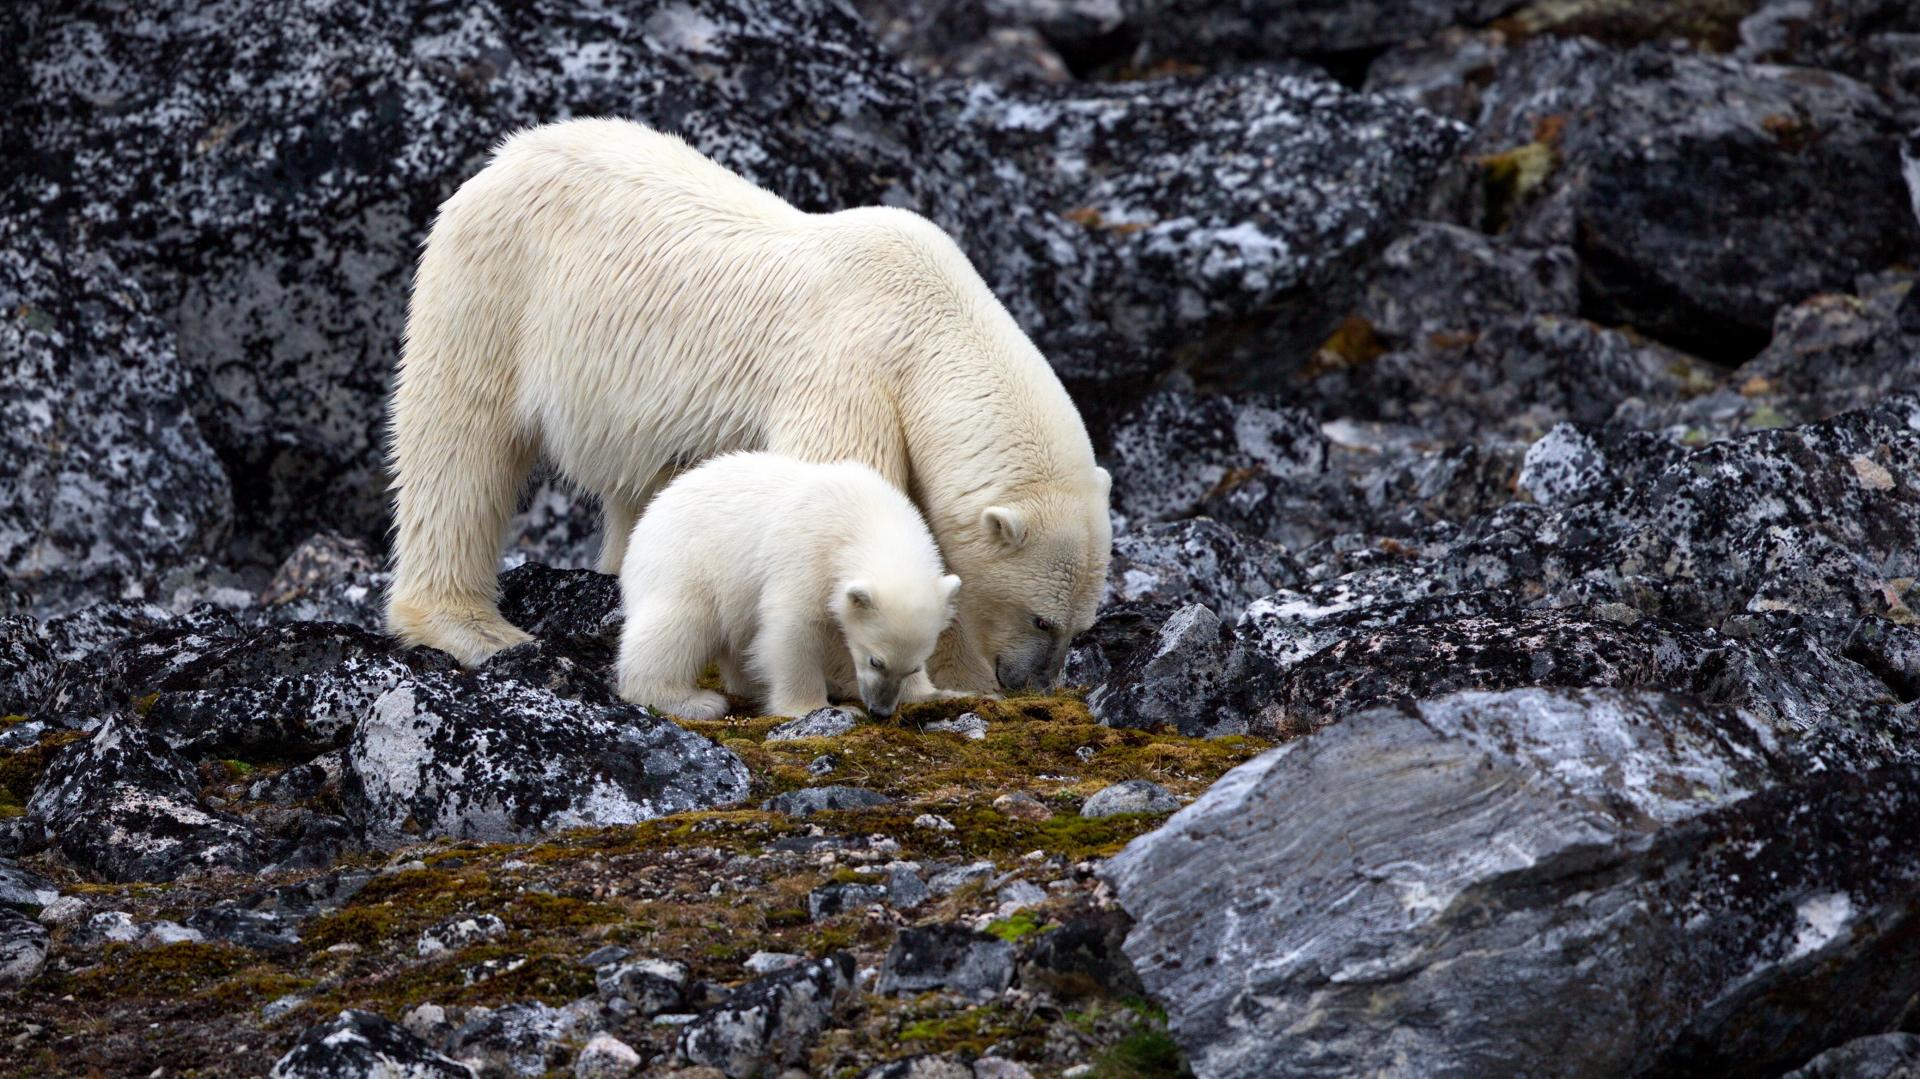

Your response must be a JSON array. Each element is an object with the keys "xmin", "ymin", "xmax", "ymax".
[{"xmin": 387, "ymin": 118, "xmax": 1110, "ymax": 691}]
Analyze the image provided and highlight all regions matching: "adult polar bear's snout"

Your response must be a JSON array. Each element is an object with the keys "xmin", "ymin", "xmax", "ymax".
[{"xmin": 383, "ymin": 117, "xmax": 1111, "ymax": 692}]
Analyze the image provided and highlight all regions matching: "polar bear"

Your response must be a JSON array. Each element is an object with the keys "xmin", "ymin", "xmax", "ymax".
[
  {"xmin": 615, "ymin": 452, "xmax": 962, "ymax": 720},
  {"xmin": 386, "ymin": 118, "xmax": 1110, "ymax": 692}
]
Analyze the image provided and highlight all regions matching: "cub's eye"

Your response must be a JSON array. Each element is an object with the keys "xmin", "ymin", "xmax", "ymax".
[
  {"xmin": 1033, "ymin": 615, "xmax": 1058, "ymax": 634},
  {"xmin": 869, "ymin": 656, "xmax": 886, "ymax": 671}
]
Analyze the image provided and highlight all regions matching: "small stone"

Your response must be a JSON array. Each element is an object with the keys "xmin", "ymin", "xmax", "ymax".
[
  {"xmin": 597, "ymin": 958, "xmax": 690, "ymax": 1016},
  {"xmin": 861, "ymin": 1056, "xmax": 973, "ymax": 1079},
  {"xmin": 762, "ymin": 786, "xmax": 894, "ymax": 818},
  {"xmin": 973, "ymin": 1059, "xmax": 1035, "ymax": 1079},
  {"xmin": 0, "ymin": 908, "xmax": 50, "ymax": 987},
  {"xmin": 765, "ymin": 708, "xmax": 860, "ymax": 741},
  {"xmin": 991, "ymin": 792, "xmax": 1053, "ymax": 822},
  {"xmin": 807, "ymin": 754, "xmax": 838, "ymax": 776},
  {"xmin": 678, "ymin": 953, "xmax": 856, "ymax": 1078},
  {"xmin": 84, "ymin": 911, "xmax": 141, "ymax": 944},
  {"xmin": 581, "ymin": 945, "xmax": 632, "ymax": 968},
  {"xmin": 262, "ymin": 995, "xmax": 307, "ymax": 1022},
  {"xmin": 887, "ymin": 866, "xmax": 930, "ymax": 910},
  {"xmin": 928, "ymin": 862, "xmax": 997, "ymax": 896},
  {"xmin": 187, "ymin": 905, "xmax": 301, "ymax": 951},
  {"xmin": 877, "ymin": 924, "xmax": 1016, "ymax": 1000},
  {"xmin": 1062, "ymin": 1066, "xmax": 1094, "ymax": 1078},
  {"xmin": 744, "ymin": 952, "xmax": 804, "ymax": 976},
  {"xmin": 574, "ymin": 1033, "xmax": 642, "ymax": 1078},
  {"xmin": 0, "ymin": 860, "xmax": 60, "ymax": 909},
  {"xmin": 402, "ymin": 1002, "xmax": 449, "ymax": 1041},
  {"xmin": 913, "ymin": 814, "xmax": 955, "ymax": 832},
  {"xmin": 809, "ymin": 882, "xmax": 890, "ymax": 921},
  {"xmin": 1080, "ymin": 780, "xmax": 1181, "ymax": 819},
  {"xmin": 418, "ymin": 913, "xmax": 506, "ymax": 958},
  {"xmin": 923, "ymin": 713, "xmax": 988, "ymax": 740},
  {"xmin": 996, "ymin": 880, "xmax": 1047, "ymax": 912},
  {"xmin": 36, "ymin": 896, "xmax": 87, "ymax": 927}
]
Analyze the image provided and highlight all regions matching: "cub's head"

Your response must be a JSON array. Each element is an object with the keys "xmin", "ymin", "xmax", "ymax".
[
  {"xmin": 831, "ymin": 572, "xmax": 963, "ymax": 717},
  {"xmin": 953, "ymin": 467, "xmax": 1113, "ymax": 692}
]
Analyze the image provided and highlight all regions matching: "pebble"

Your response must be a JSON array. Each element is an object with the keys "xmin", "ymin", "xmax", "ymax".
[
  {"xmin": 1079, "ymin": 780, "xmax": 1181, "ymax": 819},
  {"xmin": 923, "ymin": 712, "xmax": 988, "ymax": 740},
  {"xmin": 574, "ymin": 1032, "xmax": 642, "ymax": 1078},
  {"xmin": 992, "ymin": 791, "xmax": 1053, "ymax": 822}
]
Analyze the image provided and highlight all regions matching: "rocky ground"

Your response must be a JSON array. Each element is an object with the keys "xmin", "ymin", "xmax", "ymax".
[{"xmin": 4, "ymin": 0, "xmax": 1920, "ymax": 1077}]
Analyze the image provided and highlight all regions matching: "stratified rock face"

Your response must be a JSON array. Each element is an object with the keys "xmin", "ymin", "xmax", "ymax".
[
  {"xmin": 1104, "ymin": 689, "xmax": 1920, "ymax": 1079},
  {"xmin": 1784, "ymin": 1034, "xmax": 1920, "ymax": 1079},
  {"xmin": 0, "ymin": 908, "xmax": 51, "ymax": 987},
  {"xmin": 0, "ymin": 221, "xmax": 231, "ymax": 616},
  {"xmin": 342, "ymin": 670, "xmax": 751, "ymax": 846},
  {"xmin": 1087, "ymin": 605, "xmax": 1279, "ymax": 738},
  {"xmin": 6, "ymin": 0, "xmax": 1461, "ymax": 561},
  {"xmin": 1454, "ymin": 37, "xmax": 1920, "ymax": 359},
  {"xmin": 269, "ymin": 1009, "xmax": 476, "ymax": 1079}
]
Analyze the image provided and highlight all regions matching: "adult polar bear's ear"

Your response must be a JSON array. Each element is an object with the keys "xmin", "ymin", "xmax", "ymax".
[
  {"xmin": 1093, "ymin": 467, "xmax": 1112, "ymax": 498},
  {"xmin": 981, "ymin": 506, "xmax": 1027, "ymax": 550},
  {"xmin": 939, "ymin": 574, "xmax": 962, "ymax": 610}
]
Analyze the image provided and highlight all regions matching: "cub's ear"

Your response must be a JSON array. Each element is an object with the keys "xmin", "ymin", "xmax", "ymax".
[
  {"xmin": 1092, "ymin": 467, "xmax": 1112, "ymax": 498},
  {"xmin": 981, "ymin": 506, "xmax": 1027, "ymax": 550},
  {"xmin": 843, "ymin": 581, "xmax": 874, "ymax": 612},
  {"xmin": 939, "ymin": 574, "xmax": 962, "ymax": 608}
]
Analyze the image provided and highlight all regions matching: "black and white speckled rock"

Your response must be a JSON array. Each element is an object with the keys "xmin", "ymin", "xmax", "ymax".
[
  {"xmin": 258, "ymin": 532, "xmax": 390, "ymax": 631},
  {"xmin": 596, "ymin": 957, "xmax": 691, "ymax": 1016},
  {"xmin": 876, "ymin": 924, "xmax": 1016, "ymax": 1000},
  {"xmin": 27, "ymin": 715, "xmax": 268, "ymax": 882},
  {"xmin": 1449, "ymin": 37, "xmax": 1920, "ymax": 361},
  {"xmin": 417, "ymin": 913, "xmax": 506, "ymax": 958},
  {"xmin": 446, "ymin": 1001, "xmax": 595, "ymax": 1078},
  {"xmin": 1106, "ymin": 383, "xmax": 1327, "ymax": 527},
  {"xmin": 765, "ymin": 708, "xmax": 862, "ymax": 742},
  {"xmin": 1123, "ymin": 0, "xmax": 1518, "ymax": 61},
  {"xmin": 186, "ymin": 904, "xmax": 303, "ymax": 953},
  {"xmin": 809, "ymin": 881, "xmax": 891, "ymax": 920},
  {"xmin": 342, "ymin": 669, "xmax": 751, "ymax": 846},
  {"xmin": 270, "ymin": 1009, "xmax": 476, "ymax": 1079},
  {"xmin": 1358, "ymin": 222, "xmax": 1578, "ymax": 343},
  {"xmin": 0, "ymin": 907, "xmax": 50, "ymax": 988},
  {"xmin": 496, "ymin": 563, "xmax": 623, "ymax": 645},
  {"xmin": 1079, "ymin": 780, "xmax": 1179, "ymax": 819},
  {"xmin": 0, "ymin": 859, "xmax": 59, "ymax": 911},
  {"xmin": 1088, "ymin": 605, "xmax": 1280, "ymax": 738},
  {"xmin": 677, "ymin": 952, "xmax": 856, "ymax": 1079},
  {"xmin": 1108, "ymin": 519, "xmax": 1300, "ymax": 621},
  {"xmin": 0, "ymin": 617, "xmax": 54, "ymax": 718},
  {"xmin": 1106, "ymin": 688, "xmax": 1920, "ymax": 1079},
  {"xmin": 1739, "ymin": 0, "xmax": 1920, "ymax": 107},
  {"xmin": 0, "ymin": 222, "xmax": 232, "ymax": 616}
]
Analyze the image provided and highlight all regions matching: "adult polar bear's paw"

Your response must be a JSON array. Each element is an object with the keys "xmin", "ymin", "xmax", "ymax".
[{"xmin": 389, "ymin": 596, "xmax": 532, "ymax": 667}]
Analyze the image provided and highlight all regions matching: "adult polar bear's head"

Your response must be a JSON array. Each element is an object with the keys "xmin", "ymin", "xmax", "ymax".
[{"xmin": 935, "ymin": 467, "xmax": 1112, "ymax": 692}]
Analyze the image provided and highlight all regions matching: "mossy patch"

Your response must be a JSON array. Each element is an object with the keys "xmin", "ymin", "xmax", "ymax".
[
  {"xmin": 1480, "ymin": 141, "xmax": 1557, "ymax": 233},
  {"xmin": 1095, "ymin": 1027, "xmax": 1192, "ymax": 1079},
  {"xmin": 0, "ymin": 729, "xmax": 87, "ymax": 812},
  {"xmin": 60, "ymin": 942, "xmax": 264, "ymax": 1003},
  {"xmin": 984, "ymin": 909, "xmax": 1046, "ymax": 943}
]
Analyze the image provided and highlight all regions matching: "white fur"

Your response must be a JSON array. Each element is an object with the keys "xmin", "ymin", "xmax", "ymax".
[
  {"xmin": 615, "ymin": 453, "xmax": 963, "ymax": 720},
  {"xmin": 386, "ymin": 117, "xmax": 1110, "ymax": 688}
]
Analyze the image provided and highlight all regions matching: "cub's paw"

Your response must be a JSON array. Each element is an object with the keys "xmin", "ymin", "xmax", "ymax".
[{"xmin": 652, "ymin": 689, "xmax": 729, "ymax": 722}]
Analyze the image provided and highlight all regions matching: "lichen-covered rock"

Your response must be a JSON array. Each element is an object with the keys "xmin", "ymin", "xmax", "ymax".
[
  {"xmin": 0, "ymin": 906, "xmax": 50, "ymax": 987},
  {"xmin": 876, "ymin": 924, "xmax": 1016, "ymax": 999},
  {"xmin": 1060, "ymin": 601, "xmax": 1176, "ymax": 690},
  {"xmin": 1123, "ymin": 0, "xmax": 1517, "ymax": 61},
  {"xmin": 1088, "ymin": 605, "xmax": 1279, "ymax": 738},
  {"xmin": 343, "ymin": 670, "xmax": 750, "ymax": 846},
  {"xmin": 573, "ymin": 1033, "xmax": 644, "ymax": 1079},
  {"xmin": 677, "ymin": 952, "xmax": 856, "ymax": 1079},
  {"xmin": 763, "ymin": 786, "xmax": 896, "ymax": 818},
  {"xmin": 417, "ymin": 913, "xmax": 506, "ymax": 958},
  {"xmin": 1106, "ymin": 383, "xmax": 1327, "ymax": 526},
  {"xmin": 258, "ymin": 532, "xmax": 389, "ymax": 631},
  {"xmin": 1108, "ymin": 519, "xmax": 1300, "ymax": 620},
  {"xmin": 497, "ymin": 563, "xmax": 622, "ymax": 644},
  {"xmin": 447, "ymin": 1001, "xmax": 594, "ymax": 1078},
  {"xmin": 1451, "ymin": 37, "xmax": 1920, "ymax": 360},
  {"xmin": 1358, "ymin": 222, "xmax": 1578, "ymax": 343},
  {"xmin": 1105, "ymin": 688, "xmax": 1920, "ymax": 1079},
  {"xmin": 270, "ymin": 1009, "xmax": 476, "ymax": 1079},
  {"xmin": 810, "ymin": 882, "xmax": 891, "ymax": 920},
  {"xmin": 766, "ymin": 708, "xmax": 862, "ymax": 742},
  {"xmin": 596, "ymin": 957, "xmax": 691, "ymax": 1016},
  {"xmin": 1018, "ymin": 908, "xmax": 1144, "ymax": 999},
  {"xmin": 1079, "ymin": 780, "xmax": 1179, "ymax": 819},
  {"xmin": 0, "ymin": 859, "xmax": 59, "ymax": 911},
  {"xmin": 1739, "ymin": 0, "xmax": 1920, "ymax": 106},
  {"xmin": 861, "ymin": 1055, "xmax": 975, "ymax": 1079},
  {"xmin": 187, "ymin": 904, "xmax": 303, "ymax": 952},
  {"xmin": 0, "ymin": 618, "xmax": 55, "ymax": 718},
  {"xmin": 0, "ymin": 221, "xmax": 231, "ymax": 616},
  {"xmin": 27, "ymin": 716, "xmax": 269, "ymax": 882}
]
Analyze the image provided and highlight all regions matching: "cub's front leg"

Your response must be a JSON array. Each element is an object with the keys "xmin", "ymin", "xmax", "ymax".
[
  {"xmin": 897, "ymin": 669, "xmax": 976, "ymax": 706},
  {"xmin": 751, "ymin": 611, "xmax": 836, "ymax": 718}
]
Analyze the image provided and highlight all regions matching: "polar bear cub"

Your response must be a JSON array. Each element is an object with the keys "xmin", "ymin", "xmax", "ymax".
[{"xmin": 616, "ymin": 452, "xmax": 963, "ymax": 721}]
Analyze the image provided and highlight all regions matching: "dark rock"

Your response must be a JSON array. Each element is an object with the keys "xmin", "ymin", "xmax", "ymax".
[
  {"xmin": 446, "ymin": 1001, "xmax": 590, "ymax": 1077},
  {"xmin": 27, "ymin": 716, "xmax": 268, "ymax": 882},
  {"xmin": 1018, "ymin": 908, "xmax": 1144, "ymax": 999},
  {"xmin": 478, "ymin": 637, "xmax": 620, "ymax": 706},
  {"xmin": 762, "ymin": 786, "xmax": 895, "ymax": 818},
  {"xmin": 1107, "ymin": 383, "xmax": 1326, "ymax": 527},
  {"xmin": 416, "ymin": 913, "xmax": 506, "ymax": 958},
  {"xmin": 876, "ymin": 924, "xmax": 1015, "ymax": 999},
  {"xmin": 186, "ymin": 905, "xmax": 302, "ymax": 952},
  {"xmin": 1365, "ymin": 28, "xmax": 1513, "ymax": 122},
  {"xmin": 860, "ymin": 1056, "xmax": 975, "ymax": 1079},
  {"xmin": 230, "ymin": 870, "xmax": 373, "ymax": 922},
  {"xmin": 809, "ymin": 882, "xmax": 891, "ymax": 920},
  {"xmin": 1108, "ymin": 519, "xmax": 1301, "ymax": 621},
  {"xmin": 343, "ymin": 669, "xmax": 750, "ymax": 846},
  {"xmin": 1060, "ymin": 601, "xmax": 1177, "ymax": 689},
  {"xmin": 1359, "ymin": 222, "xmax": 1578, "ymax": 343},
  {"xmin": 596, "ymin": 957, "xmax": 690, "ymax": 1016},
  {"xmin": 1124, "ymin": 0, "xmax": 1517, "ymax": 61},
  {"xmin": 1739, "ymin": 0, "xmax": 1920, "ymax": 104},
  {"xmin": 678, "ymin": 952, "xmax": 856, "ymax": 1079},
  {"xmin": 1784, "ymin": 1034, "xmax": 1920, "ymax": 1079},
  {"xmin": 1105, "ymin": 688, "xmax": 1920, "ymax": 1079},
  {"xmin": 0, "ymin": 617, "xmax": 55, "ymax": 717},
  {"xmin": 1452, "ymin": 38, "xmax": 1920, "ymax": 360},
  {"xmin": 496, "ymin": 563, "xmax": 622, "ymax": 644},
  {"xmin": 0, "ymin": 906, "xmax": 50, "ymax": 987},
  {"xmin": 1079, "ymin": 780, "xmax": 1179, "ymax": 818},
  {"xmin": 0, "ymin": 819, "xmax": 51, "ymax": 861},
  {"xmin": 34, "ymin": 601, "xmax": 177, "ymax": 665},
  {"xmin": 269, "ymin": 1009, "xmax": 475, "ymax": 1078},
  {"xmin": 887, "ymin": 866, "xmax": 931, "ymax": 910},
  {"xmin": 258, "ymin": 532, "xmax": 389, "ymax": 631},
  {"xmin": 1088, "ymin": 605, "xmax": 1280, "ymax": 738},
  {"xmin": 0, "ymin": 859, "xmax": 58, "ymax": 911},
  {"xmin": 0, "ymin": 221, "xmax": 232, "ymax": 616}
]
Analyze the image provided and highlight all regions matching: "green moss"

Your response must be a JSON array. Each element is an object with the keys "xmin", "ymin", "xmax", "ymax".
[
  {"xmin": 63, "ymin": 942, "xmax": 258, "ymax": 1001},
  {"xmin": 984, "ymin": 910, "xmax": 1046, "ymax": 943},
  {"xmin": 1095, "ymin": 1028, "xmax": 1191, "ymax": 1079},
  {"xmin": 132, "ymin": 691, "xmax": 160, "ymax": 716},
  {"xmin": 1479, "ymin": 141, "xmax": 1557, "ymax": 233},
  {"xmin": 0, "ymin": 729, "xmax": 87, "ymax": 809},
  {"xmin": 221, "ymin": 759, "xmax": 256, "ymax": 776},
  {"xmin": 895, "ymin": 1002, "xmax": 1032, "ymax": 1056}
]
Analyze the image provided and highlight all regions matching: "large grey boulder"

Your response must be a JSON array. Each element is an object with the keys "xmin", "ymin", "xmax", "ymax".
[
  {"xmin": 270, "ymin": 1010, "xmax": 476, "ymax": 1078},
  {"xmin": 1785, "ymin": 1034, "xmax": 1920, "ymax": 1079},
  {"xmin": 343, "ymin": 669, "xmax": 751, "ymax": 846},
  {"xmin": 1104, "ymin": 688, "xmax": 1920, "ymax": 1079},
  {"xmin": 1107, "ymin": 518, "xmax": 1301, "ymax": 621},
  {"xmin": 0, "ymin": 221, "xmax": 231, "ymax": 616},
  {"xmin": 678, "ymin": 953, "xmax": 856, "ymax": 1079}
]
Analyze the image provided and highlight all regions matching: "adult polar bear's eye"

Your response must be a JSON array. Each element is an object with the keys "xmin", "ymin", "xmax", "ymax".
[
  {"xmin": 869, "ymin": 656, "xmax": 886, "ymax": 671},
  {"xmin": 1033, "ymin": 615, "xmax": 1058, "ymax": 635}
]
